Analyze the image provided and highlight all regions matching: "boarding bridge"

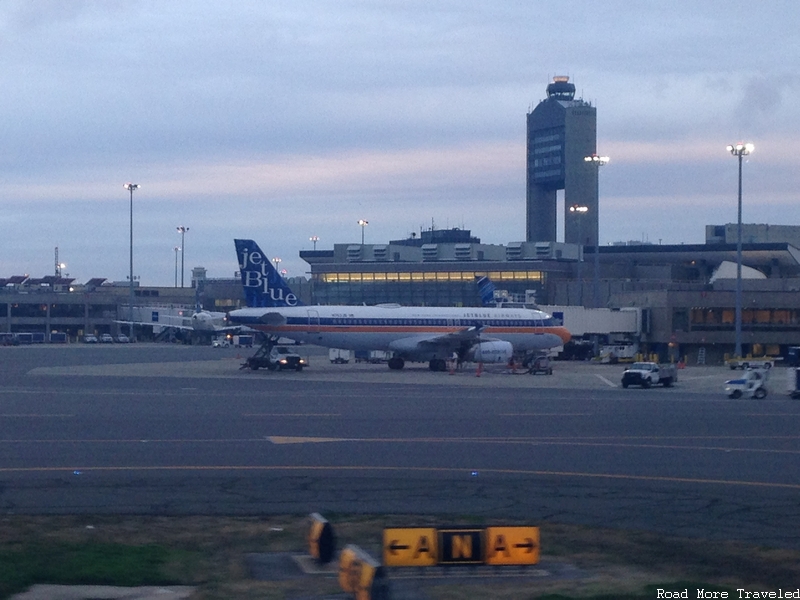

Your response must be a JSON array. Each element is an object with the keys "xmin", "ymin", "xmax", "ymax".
[{"xmin": 541, "ymin": 306, "xmax": 641, "ymax": 338}]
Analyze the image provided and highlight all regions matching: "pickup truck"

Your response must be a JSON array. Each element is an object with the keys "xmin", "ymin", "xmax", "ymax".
[{"xmin": 621, "ymin": 362, "xmax": 677, "ymax": 388}]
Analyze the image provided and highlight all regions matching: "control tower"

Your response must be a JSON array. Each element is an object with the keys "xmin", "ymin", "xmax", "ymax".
[{"xmin": 526, "ymin": 76, "xmax": 598, "ymax": 246}]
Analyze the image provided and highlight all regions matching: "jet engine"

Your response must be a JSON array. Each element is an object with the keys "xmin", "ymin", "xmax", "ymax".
[{"xmin": 466, "ymin": 341, "xmax": 514, "ymax": 364}]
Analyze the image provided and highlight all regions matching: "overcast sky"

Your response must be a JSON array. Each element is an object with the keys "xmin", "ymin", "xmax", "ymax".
[{"xmin": 1, "ymin": 1, "xmax": 798, "ymax": 286}]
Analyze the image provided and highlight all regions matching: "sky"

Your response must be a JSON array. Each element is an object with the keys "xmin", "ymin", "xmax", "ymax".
[{"xmin": 1, "ymin": 1, "xmax": 798, "ymax": 286}]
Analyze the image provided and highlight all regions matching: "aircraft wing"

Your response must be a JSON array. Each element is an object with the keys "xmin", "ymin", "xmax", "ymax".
[
  {"xmin": 388, "ymin": 325, "xmax": 492, "ymax": 354},
  {"xmin": 420, "ymin": 324, "xmax": 488, "ymax": 346},
  {"xmin": 113, "ymin": 319, "xmax": 195, "ymax": 332}
]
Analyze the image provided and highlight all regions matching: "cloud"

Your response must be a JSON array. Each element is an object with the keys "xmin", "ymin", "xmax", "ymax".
[{"xmin": 1, "ymin": 1, "xmax": 800, "ymax": 286}]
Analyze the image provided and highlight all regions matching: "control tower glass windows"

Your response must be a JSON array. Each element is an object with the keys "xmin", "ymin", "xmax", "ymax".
[
  {"xmin": 530, "ymin": 129, "xmax": 564, "ymax": 184},
  {"xmin": 546, "ymin": 76, "xmax": 576, "ymax": 101}
]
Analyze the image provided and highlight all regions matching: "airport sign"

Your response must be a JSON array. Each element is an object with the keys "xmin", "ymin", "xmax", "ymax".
[{"xmin": 382, "ymin": 527, "xmax": 438, "ymax": 567}]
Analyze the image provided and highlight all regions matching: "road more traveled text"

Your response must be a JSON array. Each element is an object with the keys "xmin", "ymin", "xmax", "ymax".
[{"xmin": 657, "ymin": 590, "xmax": 800, "ymax": 599}]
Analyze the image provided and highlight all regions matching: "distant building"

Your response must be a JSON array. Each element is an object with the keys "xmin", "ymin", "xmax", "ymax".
[
  {"xmin": 300, "ymin": 228, "xmax": 577, "ymax": 307},
  {"xmin": 707, "ymin": 223, "xmax": 800, "ymax": 248},
  {"xmin": 526, "ymin": 76, "xmax": 598, "ymax": 247},
  {"xmin": 298, "ymin": 225, "xmax": 800, "ymax": 364}
]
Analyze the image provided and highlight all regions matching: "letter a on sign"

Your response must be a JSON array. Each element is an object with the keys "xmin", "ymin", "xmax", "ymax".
[
  {"xmin": 382, "ymin": 528, "xmax": 437, "ymax": 567},
  {"xmin": 492, "ymin": 534, "xmax": 510, "ymax": 558},
  {"xmin": 415, "ymin": 536, "xmax": 431, "ymax": 559},
  {"xmin": 485, "ymin": 526, "xmax": 540, "ymax": 566}
]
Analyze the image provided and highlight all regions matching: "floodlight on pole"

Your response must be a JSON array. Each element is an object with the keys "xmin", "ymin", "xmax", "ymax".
[
  {"xmin": 310, "ymin": 235, "xmax": 319, "ymax": 250},
  {"xmin": 123, "ymin": 183, "xmax": 140, "ymax": 339},
  {"xmin": 585, "ymin": 153, "xmax": 609, "ymax": 308},
  {"xmin": 176, "ymin": 226, "xmax": 189, "ymax": 288},
  {"xmin": 272, "ymin": 257, "xmax": 281, "ymax": 274},
  {"xmin": 357, "ymin": 219, "xmax": 369, "ymax": 245},
  {"xmin": 726, "ymin": 142, "xmax": 754, "ymax": 359}
]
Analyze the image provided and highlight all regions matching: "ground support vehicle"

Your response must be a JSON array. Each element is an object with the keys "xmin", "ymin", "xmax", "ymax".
[
  {"xmin": 241, "ymin": 337, "xmax": 306, "ymax": 371},
  {"xmin": 726, "ymin": 356, "xmax": 781, "ymax": 370},
  {"xmin": 527, "ymin": 355, "xmax": 553, "ymax": 375},
  {"xmin": 232, "ymin": 335, "xmax": 254, "ymax": 348},
  {"xmin": 787, "ymin": 368, "xmax": 800, "ymax": 399},
  {"xmin": 329, "ymin": 348, "xmax": 351, "ymax": 364},
  {"xmin": 368, "ymin": 350, "xmax": 391, "ymax": 364},
  {"xmin": 621, "ymin": 362, "xmax": 677, "ymax": 388},
  {"xmin": 783, "ymin": 366, "xmax": 800, "ymax": 400},
  {"xmin": 725, "ymin": 368, "xmax": 767, "ymax": 399},
  {"xmin": 212, "ymin": 338, "xmax": 230, "ymax": 348}
]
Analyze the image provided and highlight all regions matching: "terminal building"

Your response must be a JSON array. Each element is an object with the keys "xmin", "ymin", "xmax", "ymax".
[
  {"xmin": 4, "ymin": 226, "xmax": 800, "ymax": 364},
  {"xmin": 4, "ymin": 76, "xmax": 800, "ymax": 365},
  {"xmin": 297, "ymin": 226, "xmax": 800, "ymax": 364}
]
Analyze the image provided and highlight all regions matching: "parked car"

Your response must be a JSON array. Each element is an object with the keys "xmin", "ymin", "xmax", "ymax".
[
  {"xmin": 83, "ymin": 335, "xmax": 98, "ymax": 343},
  {"xmin": 99, "ymin": 333, "xmax": 114, "ymax": 343},
  {"xmin": 115, "ymin": 334, "xmax": 130, "ymax": 343}
]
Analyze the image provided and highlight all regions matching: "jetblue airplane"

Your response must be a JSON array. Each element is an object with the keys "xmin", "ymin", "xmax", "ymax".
[{"xmin": 228, "ymin": 239, "xmax": 571, "ymax": 370}]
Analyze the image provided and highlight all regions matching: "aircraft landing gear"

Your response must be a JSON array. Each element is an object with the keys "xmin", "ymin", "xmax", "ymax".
[
  {"xmin": 429, "ymin": 359, "xmax": 447, "ymax": 371},
  {"xmin": 388, "ymin": 356, "xmax": 405, "ymax": 370}
]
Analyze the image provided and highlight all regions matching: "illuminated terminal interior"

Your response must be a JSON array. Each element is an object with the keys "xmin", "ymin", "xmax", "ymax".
[{"xmin": 318, "ymin": 270, "xmax": 544, "ymax": 283}]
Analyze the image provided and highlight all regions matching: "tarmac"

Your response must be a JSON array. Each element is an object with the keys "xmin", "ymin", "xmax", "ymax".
[{"xmin": 5, "ymin": 346, "xmax": 798, "ymax": 598}]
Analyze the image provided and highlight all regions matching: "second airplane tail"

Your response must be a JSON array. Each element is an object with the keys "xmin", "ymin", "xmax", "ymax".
[
  {"xmin": 235, "ymin": 239, "xmax": 304, "ymax": 307},
  {"xmin": 475, "ymin": 275, "xmax": 497, "ymax": 306}
]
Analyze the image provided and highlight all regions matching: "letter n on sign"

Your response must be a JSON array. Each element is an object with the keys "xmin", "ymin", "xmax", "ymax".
[{"xmin": 437, "ymin": 528, "xmax": 484, "ymax": 565}]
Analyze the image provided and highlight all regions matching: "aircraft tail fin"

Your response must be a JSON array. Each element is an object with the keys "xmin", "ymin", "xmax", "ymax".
[
  {"xmin": 235, "ymin": 239, "xmax": 304, "ymax": 307},
  {"xmin": 475, "ymin": 275, "xmax": 497, "ymax": 306}
]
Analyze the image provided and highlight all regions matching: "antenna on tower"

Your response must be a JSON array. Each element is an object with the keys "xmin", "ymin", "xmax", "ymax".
[{"xmin": 55, "ymin": 247, "xmax": 60, "ymax": 277}]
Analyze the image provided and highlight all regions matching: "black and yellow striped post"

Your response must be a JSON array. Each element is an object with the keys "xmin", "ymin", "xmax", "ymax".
[
  {"xmin": 338, "ymin": 544, "xmax": 390, "ymax": 600},
  {"xmin": 307, "ymin": 512, "xmax": 336, "ymax": 565}
]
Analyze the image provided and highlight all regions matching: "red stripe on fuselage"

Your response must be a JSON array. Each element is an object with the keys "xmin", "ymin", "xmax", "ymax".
[{"xmin": 249, "ymin": 324, "xmax": 570, "ymax": 343}]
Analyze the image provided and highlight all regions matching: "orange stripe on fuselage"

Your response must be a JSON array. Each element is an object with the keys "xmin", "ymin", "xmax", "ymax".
[{"xmin": 251, "ymin": 324, "xmax": 571, "ymax": 344}]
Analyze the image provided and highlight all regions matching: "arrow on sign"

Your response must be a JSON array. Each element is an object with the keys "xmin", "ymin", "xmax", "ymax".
[
  {"xmin": 387, "ymin": 540, "xmax": 410, "ymax": 554},
  {"xmin": 514, "ymin": 539, "xmax": 537, "ymax": 553}
]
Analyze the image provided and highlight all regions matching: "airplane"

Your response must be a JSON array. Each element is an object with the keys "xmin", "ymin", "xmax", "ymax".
[
  {"xmin": 116, "ymin": 292, "xmax": 241, "ymax": 338},
  {"xmin": 228, "ymin": 239, "xmax": 571, "ymax": 371}
]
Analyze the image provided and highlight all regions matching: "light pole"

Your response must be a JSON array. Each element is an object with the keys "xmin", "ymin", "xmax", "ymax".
[
  {"xmin": 357, "ymin": 219, "xmax": 369, "ymax": 245},
  {"xmin": 310, "ymin": 235, "xmax": 319, "ymax": 250},
  {"xmin": 727, "ymin": 142, "xmax": 754, "ymax": 359},
  {"xmin": 584, "ymin": 154, "xmax": 609, "ymax": 308},
  {"xmin": 569, "ymin": 204, "xmax": 588, "ymax": 306},
  {"xmin": 173, "ymin": 246, "xmax": 180, "ymax": 288},
  {"xmin": 273, "ymin": 257, "xmax": 281, "ymax": 274},
  {"xmin": 123, "ymin": 183, "xmax": 139, "ymax": 339},
  {"xmin": 176, "ymin": 226, "xmax": 189, "ymax": 287}
]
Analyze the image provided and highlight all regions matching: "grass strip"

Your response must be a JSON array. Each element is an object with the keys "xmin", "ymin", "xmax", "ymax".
[{"xmin": 0, "ymin": 542, "xmax": 189, "ymax": 598}]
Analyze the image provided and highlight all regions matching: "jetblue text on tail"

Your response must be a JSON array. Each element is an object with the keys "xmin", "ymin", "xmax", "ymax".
[{"xmin": 235, "ymin": 239, "xmax": 302, "ymax": 307}]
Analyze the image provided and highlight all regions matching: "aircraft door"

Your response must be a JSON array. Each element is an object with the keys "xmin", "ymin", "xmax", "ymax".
[{"xmin": 306, "ymin": 309, "xmax": 320, "ymax": 334}]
